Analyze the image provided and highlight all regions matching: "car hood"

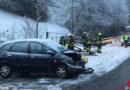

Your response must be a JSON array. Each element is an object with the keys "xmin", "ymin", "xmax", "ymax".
[
  {"xmin": 62, "ymin": 50, "xmax": 81, "ymax": 61},
  {"xmin": 62, "ymin": 50, "xmax": 77, "ymax": 54},
  {"xmin": 55, "ymin": 53, "xmax": 73, "ymax": 61}
]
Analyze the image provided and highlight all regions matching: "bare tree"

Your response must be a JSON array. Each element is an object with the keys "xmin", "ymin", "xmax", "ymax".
[
  {"xmin": 22, "ymin": 19, "xmax": 36, "ymax": 39},
  {"xmin": 10, "ymin": 24, "xmax": 16, "ymax": 40}
]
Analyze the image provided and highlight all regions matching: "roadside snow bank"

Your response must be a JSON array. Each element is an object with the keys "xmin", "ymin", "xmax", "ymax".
[{"xmin": 86, "ymin": 42, "xmax": 130, "ymax": 76}]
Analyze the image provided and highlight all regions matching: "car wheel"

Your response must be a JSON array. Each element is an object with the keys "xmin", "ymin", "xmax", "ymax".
[
  {"xmin": 0, "ymin": 64, "xmax": 12, "ymax": 78},
  {"xmin": 56, "ymin": 65, "xmax": 67, "ymax": 79}
]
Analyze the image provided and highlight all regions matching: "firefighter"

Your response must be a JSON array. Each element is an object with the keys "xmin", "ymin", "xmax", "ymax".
[
  {"xmin": 124, "ymin": 33, "xmax": 129, "ymax": 47},
  {"xmin": 97, "ymin": 32, "xmax": 102, "ymax": 53},
  {"xmin": 59, "ymin": 35, "xmax": 66, "ymax": 47},
  {"xmin": 82, "ymin": 32, "xmax": 87, "ymax": 50},
  {"xmin": 86, "ymin": 34, "xmax": 92, "ymax": 53},
  {"xmin": 64, "ymin": 34, "xmax": 68, "ymax": 47},
  {"xmin": 67, "ymin": 34, "xmax": 75, "ymax": 49}
]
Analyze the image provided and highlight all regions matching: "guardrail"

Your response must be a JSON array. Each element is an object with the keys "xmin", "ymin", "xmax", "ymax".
[
  {"xmin": 0, "ymin": 35, "xmax": 122, "ymax": 46},
  {"xmin": 102, "ymin": 35, "xmax": 122, "ymax": 45},
  {"xmin": 75, "ymin": 35, "xmax": 122, "ymax": 45}
]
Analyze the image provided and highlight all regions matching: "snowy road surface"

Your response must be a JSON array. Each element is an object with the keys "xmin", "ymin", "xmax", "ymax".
[
  {"xmin": 64, "ymin": 57, "xmax": 130, "ymax": 90},
  {"xmin": 0, "ymin": 41, "xmax": 130, "ymax": 90}
]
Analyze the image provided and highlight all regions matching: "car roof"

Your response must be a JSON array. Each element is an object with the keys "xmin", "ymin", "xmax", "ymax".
[{"xmin": 0, "ymin": 39, "xmax": 56, "ymax": 48}]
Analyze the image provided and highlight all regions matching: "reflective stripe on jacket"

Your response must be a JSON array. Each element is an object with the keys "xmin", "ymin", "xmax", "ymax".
[
  {"xmin": 97, "ymin": 36, "xmax": 102, "ymax": 44},
  {"xmin": 87, "ymin": 37, "xmax": 92, "ymax": 44}
]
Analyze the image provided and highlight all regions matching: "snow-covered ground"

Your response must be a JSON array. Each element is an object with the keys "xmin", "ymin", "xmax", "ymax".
[
  {"xmin": 0, "ymin": 41, "xmax": 130, "ymax": 90},
  {"xmin": 86, "ymin": 41, "xmax": 130, "ymax": 76},
  {"xmin": 0, "ymin": 10, "xmax": 70, "ymax": 41}
]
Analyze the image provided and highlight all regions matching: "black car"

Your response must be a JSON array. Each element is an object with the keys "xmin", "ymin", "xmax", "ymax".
[{"xmin": 0, "ymin": 39, "xmax": 85, "ymax": 79}]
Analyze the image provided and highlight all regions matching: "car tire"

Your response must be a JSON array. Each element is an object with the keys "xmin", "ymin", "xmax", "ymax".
[
  {"xmin": 56, "ymin": 65, "xmax": 67, "ymax": 79},
  {"xmin": 0, "ymin": 64, "xmax": 12, "ymax": 78}
]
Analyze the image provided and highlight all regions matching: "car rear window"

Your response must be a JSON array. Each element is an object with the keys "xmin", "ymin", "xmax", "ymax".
[
  {"xmin": 12, "ymin": 42, "xmax": 28, "ymax": 53},
  {"xmin": 1, "ymin": 43, "xmax": 14, "ymax": 51}
]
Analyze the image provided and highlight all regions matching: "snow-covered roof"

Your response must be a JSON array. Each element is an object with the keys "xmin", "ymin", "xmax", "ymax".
[{"xmin": 0, "ymin": 39, "xmax": 66, "ymax": 52}]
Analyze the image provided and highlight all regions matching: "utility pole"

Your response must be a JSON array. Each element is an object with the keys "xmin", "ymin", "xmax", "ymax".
[
  {"xmin": 87, "ymin": 0, "xmax": 92, "ymax": 32},
  {"xmin": 36, "ymin": 0, "xmax": 39, "ymax": 38},
  {"xmin": 127, "ymin": 0, "xmax": 130, "ymax": 24},
  {"xmin": 71, "ymin": 0, "xmax": 74, "ymax": 34},
  {"xmin": 80, "ymin": 0, "xmax": 86, "ymax": 33},
  {"xmin": 88, "ymin": 0, "xmax": 91, "ymax": 23}
]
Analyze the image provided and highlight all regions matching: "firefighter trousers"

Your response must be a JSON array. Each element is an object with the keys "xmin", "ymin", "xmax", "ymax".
[
  {"xmin": 86, "ymin": 44, "xmax": 91, "ymax": 53},
  {"xmin": 97, "ymin": 43, "xmax": 102, "ymax": 53}
]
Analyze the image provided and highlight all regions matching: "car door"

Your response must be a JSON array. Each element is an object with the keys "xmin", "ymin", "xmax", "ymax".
[
  {"xmin": 0, "ymin": 43, "xmax": 14, "ymax": 63},
  {"xmin": 29, "ymin": 42, "xmax": 55, "ymax": 73},
  {"xmin": 9, "ymin": 42, "xmax": 29, "ymax": 69}
]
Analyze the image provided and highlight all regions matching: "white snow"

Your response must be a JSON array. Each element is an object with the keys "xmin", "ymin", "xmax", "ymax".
[
  {"xmin": 85, "ymin": 41, "xmax": 130, "ymax": 76},
  {"xmin": 0, "ymin": 10, "xmax": 70, "ymax": 41},
  {"xmin": 47, "ymin": 85, "xmax": 62, "ymax": 90}
]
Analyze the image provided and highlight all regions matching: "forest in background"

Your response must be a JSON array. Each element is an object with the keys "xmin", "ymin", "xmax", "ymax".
[{"xmin": 0, "ymin": 0, "xmax": 129, "ymax": 37}]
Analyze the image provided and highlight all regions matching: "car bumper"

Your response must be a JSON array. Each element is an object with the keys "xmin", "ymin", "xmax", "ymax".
[{"xmin": 66, "ymin": 63, "xmax": 83, "ymax": 75}]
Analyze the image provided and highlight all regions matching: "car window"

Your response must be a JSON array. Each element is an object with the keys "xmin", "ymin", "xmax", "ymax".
[
  {"xmin": 44, "ymin": 41, "xmax": 67, "ymax": 53},
  {"xmin": 30, "ymin": 42, "xmax": 42, "ymax": 54},
  {"xmin": 1, "ymin": 43, "xmax": 13, "ymax": 51},
  {"xmin": 12, "ymin": 42, "xmax": 28, "ymax": 53},
  {"xmin": 43, "ymin": 45, "xmax": 52, "ymax": 54}
]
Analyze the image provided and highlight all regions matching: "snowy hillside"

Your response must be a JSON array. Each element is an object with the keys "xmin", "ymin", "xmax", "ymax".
[{"xmin": 0, "ymin": 10, "xmax": 70, "ymax": 41}]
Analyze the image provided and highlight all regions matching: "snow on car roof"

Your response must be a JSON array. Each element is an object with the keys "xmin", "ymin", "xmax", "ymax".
[
  {"xmin": 1, "ymin": 39, "xmax": 57, "ymax": 44},
  {"xmin": 0, "ymin": 39, "xmax": 60, "ymax": 47}
]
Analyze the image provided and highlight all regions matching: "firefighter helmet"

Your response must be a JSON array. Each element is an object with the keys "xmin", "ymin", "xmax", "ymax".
[
  {"xmin": 83, "ymin": 32, "xmax": 86, "ymax": 34},
  {"xmin": 98, "ymin": 32, "xmax": 102, "ymax": 36}
]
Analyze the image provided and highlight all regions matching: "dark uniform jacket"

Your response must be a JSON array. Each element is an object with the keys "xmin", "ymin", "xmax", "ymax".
[{"xmin": 97, "ymin": 36, "xmax": 102, "ymax": 44}]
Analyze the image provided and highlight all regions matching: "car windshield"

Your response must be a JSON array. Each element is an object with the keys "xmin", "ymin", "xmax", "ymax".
[{"xmin": 44, "ymin": 41, "xmax": 67, "ymax": 53}]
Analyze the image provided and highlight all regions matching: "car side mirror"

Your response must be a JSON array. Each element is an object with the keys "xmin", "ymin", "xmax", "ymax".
[{"xmin": 47, "ymin": 51, "xmax": 55, "ymax": 56}]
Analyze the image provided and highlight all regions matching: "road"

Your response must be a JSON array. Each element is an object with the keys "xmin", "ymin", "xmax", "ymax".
[{"xmin": 62, "ymin": 58, "xmax": 130, "ymax": 90}]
